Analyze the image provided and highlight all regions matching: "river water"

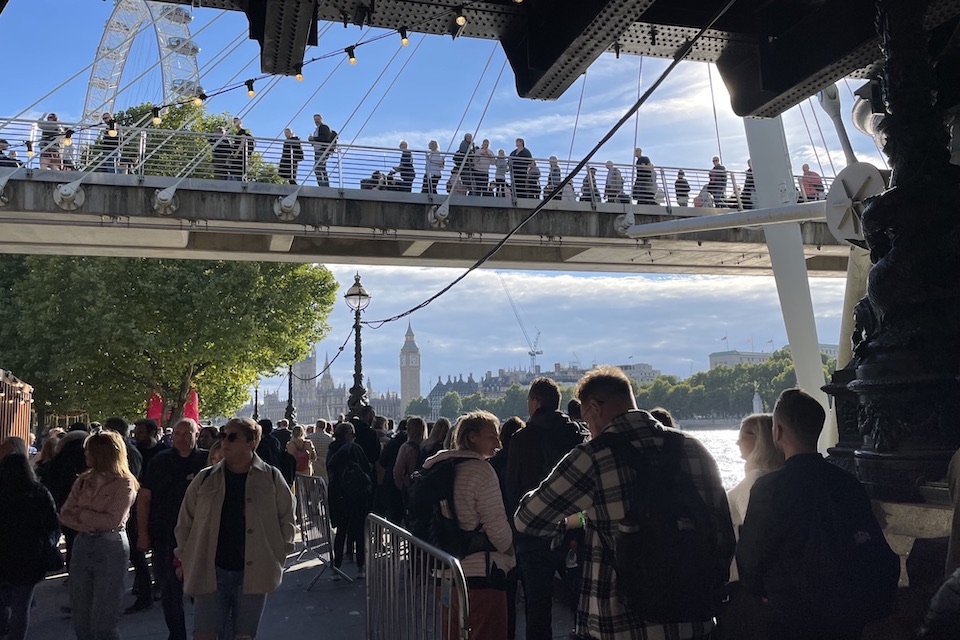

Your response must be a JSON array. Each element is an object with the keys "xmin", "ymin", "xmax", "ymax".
[{"xmin": 685, "ymin": 428, "xmax": 744, "ymax": 490}]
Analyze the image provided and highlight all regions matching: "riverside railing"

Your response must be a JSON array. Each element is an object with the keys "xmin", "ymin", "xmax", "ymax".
[
  {"xmin": 366, "ymin": 514, "xmax": 471, "ymax": 640},
  {"xmin": 0, "ymin": 117, "xmax": 833, "ymax": 211}
]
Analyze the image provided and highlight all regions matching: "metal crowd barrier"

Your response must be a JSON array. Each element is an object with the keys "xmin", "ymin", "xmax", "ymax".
[
  {"xmin": 366, "ymin": 514, "xmax": 470, "ymax": 640},
  {"xmin": 292, "ymin": 475, "xmax": 350, "ymax": 589}
]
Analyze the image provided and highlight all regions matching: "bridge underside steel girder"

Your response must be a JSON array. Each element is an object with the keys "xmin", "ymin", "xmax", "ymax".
[
  {"xmin": 150, "ymin": 0, "xmax": 960, "ymax": 117},
  {"xmin": 0, "ymin": 173, "xmax": 846, "ymax": 275}
]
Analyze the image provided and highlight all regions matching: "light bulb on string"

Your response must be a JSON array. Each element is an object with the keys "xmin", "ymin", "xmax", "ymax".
[
  {"xmin": 399, "ymin": 27, "xmax": 409, "ymax": 46},
  {"xmin": 245, "ymin": 79, "xmax": 256, "ymax": 98},
  {"xmin": 25, "ymin": 141, "xmax": 34, "ymax": 157},
  {"xmin": 151, "ymin": 107, "xmax": 162, "ymax": 125},
  {"xmin": 107, "ymin": 120, "xmax": 118, "ymax": 137},
  {"xmin": 345, "ymin": 46, "xmax": 357, "ymax": 65},
  {"xmin": 62, "ymin": 129, "xmax": 74, "ymax": 147},
  {"xmin": 192, "ymin": 93, "xmax": 206, "ymax": 107},
  {"xmin": 295, "ymin": 65, "xmax": 303, "ymax": 82},
  {"xmin": 455, "ymin": 8, "xmax": 466, "ymax": 26}
]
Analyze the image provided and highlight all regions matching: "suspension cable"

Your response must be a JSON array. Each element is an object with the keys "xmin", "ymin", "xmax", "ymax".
[
  {"xmin": 797, "ymin": 101, "xmax": 827, "ymax": 178},
  {"xmin": 707, "ymin": 63, "xmax": 723, "ymax": 163},
  {"xmin": 807, "ymin": 97, "xmax": 837, "ymax": 175},
  {"xmin": 566, "ymin": 71, "xmax": 588, "ymax": 164},
  {"xmin": 362, "ymin": 0, "xmax": 741, "ymax": 328},
  {"xmin": 629, "ymin": 57, "xmax": 643, "ymax": 189},
  {"xmin": 445, "ymin": 43, "xmax": 499, "ymax": 154}
]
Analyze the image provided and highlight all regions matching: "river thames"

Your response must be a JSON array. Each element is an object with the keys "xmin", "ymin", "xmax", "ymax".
[{"xmin": 686, "ymin": 428, "xmax": 744, "ymax": 490}]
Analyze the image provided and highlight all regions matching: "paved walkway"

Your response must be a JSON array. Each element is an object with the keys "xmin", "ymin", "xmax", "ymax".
[{"xmin": 29, "ymin": 555, "xmax": 574, "ymax": 639}]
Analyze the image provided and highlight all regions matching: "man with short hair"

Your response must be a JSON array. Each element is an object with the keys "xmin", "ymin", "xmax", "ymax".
[
  {"xmin": 800, "ymin": 163, "xmax": 825, "ymax": 200},
  {"xmin": 307, "ymin": 113, "xmax": 337, "ymax": 186},
  {"xmin": 351, "ymin": 405, "xmax": 382, "ymax": 477},
  {"xmin": 707, "ymin": 155, "xmax": 727, "ymax": 201},
  {"xmin": 136, "ymin": 418, "xmax": 207, "ymax": 640},
  {"xmin": 506, "ymin": 377, "xmax": 586, "ymax": 640},
  {"xmin": 134, "ymin": 418, "xmax": 169, "ymax": 470},
  {"xmin": 509, "ymin": 138, "xmax": 533, "ymax": 198},
  {"xmin": 273, "ymin": 419, "xmax": 292, "ymax": 449},
  {"xmin": 737, "ymin": 388, "xmax": 898, "ymax": 640},
  {"xmin": 516, "ymin": 367, "xmax": 733, "ymax": 640},
  {"xmin": 307, "ymin": 419, "xmax": 334, "ymax": 483}
]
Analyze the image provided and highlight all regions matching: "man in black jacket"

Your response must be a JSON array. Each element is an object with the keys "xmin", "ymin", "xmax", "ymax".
[
  {"xmin": 505, "ymin": 378, "xmax": 587, "ymax": 640},
  {"xmin": 737, "ymin": 388, "xmax": 898, "ymax": 640}
]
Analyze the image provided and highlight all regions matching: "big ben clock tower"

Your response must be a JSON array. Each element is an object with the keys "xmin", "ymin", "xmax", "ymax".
[{"xmin": 399, "ymin": 322, "xmax": 421, "ymax": 413}]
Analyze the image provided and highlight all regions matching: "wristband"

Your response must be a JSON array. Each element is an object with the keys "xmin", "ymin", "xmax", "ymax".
[{"xmin": 577, "ymin": 512, "xmax": 586, "ymax": 528}]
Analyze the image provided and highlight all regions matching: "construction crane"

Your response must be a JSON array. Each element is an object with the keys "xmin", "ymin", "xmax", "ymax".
[{"xmin": 497, "ymin": 273, "xmax": 543, "ymax": 371}]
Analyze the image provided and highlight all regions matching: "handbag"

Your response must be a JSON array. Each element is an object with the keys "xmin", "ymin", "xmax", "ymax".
[{"xmin": 42, "ymin": 532, "xmax": 64, "ymax": 572}]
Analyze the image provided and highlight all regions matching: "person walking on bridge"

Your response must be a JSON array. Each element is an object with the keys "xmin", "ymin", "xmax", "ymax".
[{"xmin": 308, "ymin": 114, "xmax": 337, "ymax": 187}]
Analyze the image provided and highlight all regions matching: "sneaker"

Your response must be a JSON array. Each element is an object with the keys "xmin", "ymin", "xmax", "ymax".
[{"xmin": 356, "ymin": 570, "xmax": 365, "ymax": 580}]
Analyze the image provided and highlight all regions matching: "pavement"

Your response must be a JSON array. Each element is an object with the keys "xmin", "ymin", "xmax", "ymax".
[{"xmin": 29, "ymin": 554, "xmax": 575, "ymax": 639}]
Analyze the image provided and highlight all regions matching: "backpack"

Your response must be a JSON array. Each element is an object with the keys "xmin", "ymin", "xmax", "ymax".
[
  {"xmin": 405, "ymin": 457, "xmax": 495, "ymax": 558},
  {"xmin": 293, "ymin": 445, "xmax": 310, "ymax": 473},
  {"xmin": 795, "ymin": 483, "xmax": 900, "ymax": 630},
  {"xmin": 600, "ymin": 430, "xmax": 725, "ymax": 624},
  {"xmin": 339, "ymin": 458, "xmax": 372, "ymax": 502}
]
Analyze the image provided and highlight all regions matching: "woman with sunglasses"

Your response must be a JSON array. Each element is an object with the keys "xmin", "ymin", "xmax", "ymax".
[
  {"xmin": 59, "ymin": 430, "xmax": 138, "ymax": 640},
  {"xmin": 175, "ymin": 417, "xmax": 295, "ymax": 640}
]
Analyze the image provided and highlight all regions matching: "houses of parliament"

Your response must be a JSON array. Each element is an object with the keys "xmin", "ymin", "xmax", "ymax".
[{"xmin": 240, "ymin": 323, "xmax": 422, "ymax": 423}]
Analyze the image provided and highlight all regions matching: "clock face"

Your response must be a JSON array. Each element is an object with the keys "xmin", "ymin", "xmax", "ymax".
[{"xmin": 411, "ymin": 355, "xmax": 419, "ymax": 366}]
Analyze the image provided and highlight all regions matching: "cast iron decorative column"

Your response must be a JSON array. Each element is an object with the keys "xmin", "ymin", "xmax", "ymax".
[
  {"xmin": 252, "ymin": 383, "xmax": 260, "ymax": 422},
  {"xmin": 830, "ymin": 0, "xmax": 960, "ymax": 501},
  {"xmin": 284, "ymin": 364, "xmax": 296, "ymax": 425},
  {"xmin": 345, "ymin": 273, "xmax": 371, "ymax": 415}
]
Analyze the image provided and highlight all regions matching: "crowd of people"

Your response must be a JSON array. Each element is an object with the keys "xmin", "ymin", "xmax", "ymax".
[
  {"xmin": 1, "ymin": 113, "xmax": 829, "ymax": 208},
  {"xmin": 6, "ymin": 363, "xmax": 957, "ymax": 639}
]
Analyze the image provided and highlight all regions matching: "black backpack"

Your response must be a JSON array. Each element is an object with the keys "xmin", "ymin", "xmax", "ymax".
[
  {"xmin": 600, "ymin": 430, "xmax": 726, "ymax": 624},
  {"xmin": 339, "ymin": 458, "xmax": 372, "ymax": 502},
  {"xmin": 405, "ymin": 458, "xmax": 495, "ymax": 558}
]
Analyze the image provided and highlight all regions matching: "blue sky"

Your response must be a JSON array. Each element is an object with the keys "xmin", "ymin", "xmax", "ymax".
[{"xmin": 1, "ymin": 1, "xmax": 886, "ymax": 400}]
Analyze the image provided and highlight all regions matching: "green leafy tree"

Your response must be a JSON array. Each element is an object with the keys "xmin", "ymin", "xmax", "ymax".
[
  {"xmin": 2, "ymin": 256, "xmax": 337, "ymax": 421},
  {"xmin": 499, "ymin": 384, "xmax": 529, "ymax": 419},
  {"xmin": 105, "ymin": 102, "xmax": 282, "ymax": 183},
  {"xmin": 404, "ymin": 397, "xmax": 432, "ymax": 417},
  {"xmin": 439, "ymin": 391, "xmax": 463, "ymax": 420}
]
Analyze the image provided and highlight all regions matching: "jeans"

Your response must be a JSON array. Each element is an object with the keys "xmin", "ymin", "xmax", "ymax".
[
  {"xmin": 516, "ymin": 546, "xmax": 557, "ymax": 640},
  {"xmin": 0, "ymin": 583, "xmax": 37, "ymax": 640},
  {"xmin": 70, "ymin": 531, "xmax": 129, "ymax": 640},
  {"xmin": 193, "ymin": 568, "xmax": 266, "ymax": 639}
]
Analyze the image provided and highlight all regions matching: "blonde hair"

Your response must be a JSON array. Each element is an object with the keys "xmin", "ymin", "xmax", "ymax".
[
  {"xmin": 452, "ymin": 411, "xmax": 499, "ymax": 452},
  {"xmin": 742, "ymin": 413, "xmax": 784, "ymax": 472},
  {"xmin": 423, "ymin": 417, "xmax": 450, "ymax": 451},
  {"xmin": 84, "ymin": 431, "xmax": 139, "ymax": 489}
]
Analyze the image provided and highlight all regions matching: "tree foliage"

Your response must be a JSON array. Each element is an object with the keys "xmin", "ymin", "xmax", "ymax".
[
  {"xmin": 0, "ymin": 256, "xmax": 337, "ymax": 421},
  {"xmin": 439, "ymin": 391, "xmax": 463, "ymax": 420},
  {"xmin": 89, "ymin": 102, "xmax": 282, "ymax": 183},
  {"xmin": 404, "ymin": 396, "xmax": 431, "ymax": 417}
]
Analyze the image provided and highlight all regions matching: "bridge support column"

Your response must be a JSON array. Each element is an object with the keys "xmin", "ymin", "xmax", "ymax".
[{"xmin": 743, "ymin": 115, "xmax": 832, "ymax": 448}]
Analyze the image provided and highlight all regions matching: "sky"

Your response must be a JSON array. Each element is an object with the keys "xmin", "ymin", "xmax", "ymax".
[{"xmin": 0, "ymin": 1, "xmax": 887, "ymax": 400}]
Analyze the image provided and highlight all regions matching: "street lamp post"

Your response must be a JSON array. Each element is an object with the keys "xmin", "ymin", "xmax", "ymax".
[
  {"xmin": 345, "ymin": 273, "xmax": 371, "ymax": 416},
  {"xmin": 284, "ymin": 363, "xmax": 297, "ymax": 425},
  {"xmin": 252, "ymin": 382, "xmax": 260, "ymax": 422}
]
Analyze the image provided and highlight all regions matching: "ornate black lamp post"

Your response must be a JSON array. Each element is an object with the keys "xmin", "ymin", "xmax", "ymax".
[
  {"xmin": 344, "ymin": 273, "xmax": 371, "ymax": 415},
  {"xmin": 284, "ymin": 363, "xmax": 296, "ymax": 425},
  {"xmin": 252, "ymin": 381, "xmax": 260, "ymax": 422}
]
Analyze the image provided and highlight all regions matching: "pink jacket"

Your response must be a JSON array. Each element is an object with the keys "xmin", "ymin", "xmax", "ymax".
[{"xmin": 60, "ymin": 473, "xmax": 137, "ymax": 533}]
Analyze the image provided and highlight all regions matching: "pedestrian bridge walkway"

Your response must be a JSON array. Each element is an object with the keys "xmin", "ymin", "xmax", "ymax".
[{"xmin": 0, "ymin": 118, "xmax": 843, "ymax": 275}]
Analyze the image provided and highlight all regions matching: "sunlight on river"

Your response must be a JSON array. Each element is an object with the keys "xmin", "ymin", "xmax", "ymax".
[{"xmin": 687, "ymin": 429, "xmax": 744, "ymax": 490}]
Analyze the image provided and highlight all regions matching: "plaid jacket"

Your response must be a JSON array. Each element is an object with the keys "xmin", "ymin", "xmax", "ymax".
[{"xmin": 515, "ymin": 410, "xmax": 735, "ymax": 640}]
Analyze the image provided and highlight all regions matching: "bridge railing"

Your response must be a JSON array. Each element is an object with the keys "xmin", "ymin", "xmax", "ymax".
[{"xmin": 0, "ymin": 117, "xmax": 833, "ymax": 209}]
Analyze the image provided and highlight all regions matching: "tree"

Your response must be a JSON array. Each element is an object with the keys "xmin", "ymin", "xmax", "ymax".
[
  {"xmin": 1, "ymin": 256, "xmax": 337, "ymax": 420},
  {"xmin": 405, "ymin": 397, "xmax": 431, "ymax": 417},
  {"xmin": 499, "ymin": 384, "xmax": 529, "ymax": 419},
  {"xmin": 439, "ymin": 391, "xmax": 463, "ymax": 420},
  {"xmin": 106, "ymin": 102, "xmax": 282, "ymax": 183}
]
